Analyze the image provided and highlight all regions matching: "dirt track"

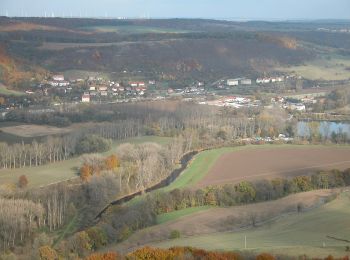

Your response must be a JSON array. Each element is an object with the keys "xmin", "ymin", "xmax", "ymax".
[{"xmin": 197, "ymin": 146, "xmax": 350, "ymax": 188}]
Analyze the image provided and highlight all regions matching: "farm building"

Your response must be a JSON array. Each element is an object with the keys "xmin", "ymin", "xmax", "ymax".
[
  {"xmin": 240, "ymin": 79, "xmax": 252, "ymax": 85},
  {"xmin": 227, "ymin": 79, "xmax": 239, "ymax": 86}
]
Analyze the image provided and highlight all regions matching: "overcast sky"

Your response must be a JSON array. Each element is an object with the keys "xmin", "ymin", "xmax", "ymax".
[{"xmin": 1, "ymin": 0, "xmax": 350, "ymax": 20}]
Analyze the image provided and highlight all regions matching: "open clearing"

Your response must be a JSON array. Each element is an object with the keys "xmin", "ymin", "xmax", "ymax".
[
  {"xmin": 149, "ymin": 191, "xmax": 350, "ymax": 258},
  {"xmin": 278, "ymin": 57, "xmax": 350, "ymax": 80},
  {"xmin": 0, "ymin": 124, "xmax": 72, "ymax": 137},
  {"xmin": 0, "ymin": 136, "xmax": 171, "ymax": 188},
  {"xmin": 115, "ymin": 189, "xmax": 345, "ymax": 258}
]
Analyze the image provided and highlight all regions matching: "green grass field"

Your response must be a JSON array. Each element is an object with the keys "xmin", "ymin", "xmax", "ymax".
[
  {"xmin": 0, "ymin": 136, "xmax": 172, "ymax": 188},
  {"xmin": 156, "ymin": 206, "xmax": 213, "ymax": 225},
  {"xmin": 152, "ymin": 191, "xmax": 350, "ymax": 258}
]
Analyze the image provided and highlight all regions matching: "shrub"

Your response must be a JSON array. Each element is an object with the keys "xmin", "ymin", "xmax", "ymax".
[
  {"xmin": 169, "ymin": 230, "xmax": 181, "ymax": 239},
  {"xmin": 18, "ymin": 175, "xmax": 28, "ymax": 188},
  {"xmin": 256, "ymin": 253, "xmax": 276, "ymax": 260}
]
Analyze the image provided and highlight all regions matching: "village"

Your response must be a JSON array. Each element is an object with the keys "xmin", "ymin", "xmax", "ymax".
[{"xmin": 4, "ymin": 72, "xmax": 323, "ymax": 115}]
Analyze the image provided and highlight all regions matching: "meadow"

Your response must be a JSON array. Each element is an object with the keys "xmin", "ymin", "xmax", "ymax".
[
  {"xmin": 279, "ymin": 56, "xmax": 350, "ymax": 81},
  {"xmin": 151, "ymin": 191, "xmax": 350, "ymax": 258}
]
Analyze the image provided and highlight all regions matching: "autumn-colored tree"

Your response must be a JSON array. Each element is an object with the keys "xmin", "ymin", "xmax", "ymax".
[
  {"xmin": 18, "ymin": 174, "xmax": 28, "ymax": 188},
  {"xmin": 38, "ymin": 245, "xmax": 59, "ymax": 260},
  {"xmin": 80, "ymin": 164, "xmax": 92, "ymax": 182},
  {"xmin": 204, "ymin": 191, "xmax": 217, "ymax": 206},
  {"xmin": 85, "ymin": 252, "xmax": 119, "ymax": 260},
  {"xmin": 70, "ymin": 231, "xmax": 93, "ymax": 257},
  {"xmin": 86, "ymin": 227, "xmax": 108, "ymax": 250},
  {"xmin": 256, "ymin": 253, "xmax": 276, "ymax": 260},
  {"xmin": 105, "ymin": 154, "xmax": 120, "ymax": 171},
  {"xmin": 0, "ymin": 96, "xmax": 6, "ymax": 105},
  {"xmin": 128, "ymin": 247, "xmax": 175, "ymax": 260}
]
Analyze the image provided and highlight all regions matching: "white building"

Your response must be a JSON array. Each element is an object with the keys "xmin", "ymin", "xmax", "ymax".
[
  {"xmin": 227, "ymin": 79, "xmax": 239, "ymax": 86},
  {"xmin": 241, "ymin": 79, "xmax": 252, "ymax": 85},
  {"xmin": 52, "ymin": 75, "xmax": 64, "ymax": 81}
]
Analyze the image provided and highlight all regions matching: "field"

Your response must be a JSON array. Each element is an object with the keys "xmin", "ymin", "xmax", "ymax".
[
  {"xmin": 278, "ymin": 57, "xmax": 350, "ymax": 81},
  {"xmin": 0, "ymin": 136, "xmax": 172, "ymax": 188},
  {"xmin": 156, "ymin": 206, "xmax": 213, "ymax": 225},
  {"xmin": 149, "ymin": 191, "xmax": 350, "ymax": 258},
  {"xmin": 0, "ymin": 124, "xmax": 72, "ymax": 137},
  {"xmin": 80, "ymin": 25, "xmax": 189, "ymax": 34},
  {"xmin": 197, "ymin": 145, "xmax": 350, "ymax": 188},
  {"xmin": 164, "ymin": 145, "xmax": 350, "ymax": 190}
]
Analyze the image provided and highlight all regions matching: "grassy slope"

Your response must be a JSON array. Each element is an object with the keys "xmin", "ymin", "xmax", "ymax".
[
  {"xmin": 156, "ymin": 206, "xmax": 213, "ymax": 225},
  {"xmin": 0, "ymin": 136, "xmax": 172, "ymax": 188},
  {"xmin": 278, "ymin": 56, "xmax": 350, "ymax": 81},
  {"xmin": 152, "ymin": 191, "xmax": 350, "ymax": 258}
]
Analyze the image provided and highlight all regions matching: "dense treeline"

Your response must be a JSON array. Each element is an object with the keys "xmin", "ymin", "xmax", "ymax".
[
  {"xmin": 0, "ymin": 134, "xmax": 110, "ymax": 169},
  {"xmin": 0, "ymin": 183, "xmax": 75, "ymax": 251},
  {"xmin": 150, "ymin": 168, "xmax": 350, "ymax": 213},
  {"xmin": 0, "ymin": 198, "xmax": 44, "ymax": 250}
]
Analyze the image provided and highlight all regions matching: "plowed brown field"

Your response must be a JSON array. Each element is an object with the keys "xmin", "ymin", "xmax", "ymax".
[{"xmin": 196, "ymin": 146, "xmax": 350, "ymax": 188}]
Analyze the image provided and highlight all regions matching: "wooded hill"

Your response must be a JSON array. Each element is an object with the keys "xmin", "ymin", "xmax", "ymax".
[{"xmin": 3, "ymin": 18, "xmax": 350, "ymax": 88}]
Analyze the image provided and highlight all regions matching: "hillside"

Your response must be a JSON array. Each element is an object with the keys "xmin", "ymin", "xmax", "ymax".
[
  {"xmin": 0, "ymin": 44, "xmax": 47, "ymax": 89},
  {"xmin": 143, "ymin": 190, "xmax": 350, "ymax": 258},
  {"xmin": 0, "ymin": 17, "xmax": 319, "ymax": 84}
]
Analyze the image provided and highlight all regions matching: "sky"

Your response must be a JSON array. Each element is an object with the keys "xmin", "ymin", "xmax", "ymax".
[{"xmin": 1, "ymin": 0, "xmax": 350, "ymax": 20}]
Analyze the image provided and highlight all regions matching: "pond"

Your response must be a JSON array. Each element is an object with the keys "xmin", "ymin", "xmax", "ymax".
[{"xmin": 297, "ymin": 121, "xmax": 350, "ymax": 139}]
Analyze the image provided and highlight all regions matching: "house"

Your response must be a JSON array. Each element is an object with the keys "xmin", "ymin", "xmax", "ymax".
[
  {"xmin": 256, "ymin": 78, "xmax": 263, "ymax": 84},
  {"xmin": 130, "ymin": 82, "xmax": 146, "ymax": 88},
  {"xmin": 100, "ymin": 91, "xmax": 108, "ymax": 96},
  {"xmin": 48, "ymin": 80, "xmax": 70, "ymax": 87},
  {"xmin": 81, "ymin": 94, "xmax": 90, "ymax": 103},
  {"xmin": 262, "ymin": 78, "xmax": 271, "ymax": 84},
  {"xmin": 52, "ymin": 75, "xmax": 64, "ymax": 81},
  {"xmin": 48, "ymin": 81, "xmax": 59, "ymax": 87},
  {"xmin": 240, "ymin": 79, "xmax": 252, "ymax": 85},
  {"xmin": 58, "ymin": 81, "xmax": 70, "ymax": 87},
  {"xmin": 89, "ymin": 86, "xmax": 96, "ymax": 91},
  {"xmin": 98, "ymin": 86, "xmax": 108, "ymax": 92},
  {"xmin": 227, "ymin": 79, "xmax": 239, "ymax": 86},
  {"xmin": 287, "ymin": 103, "xmax": 306, "ymax": 111}
]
